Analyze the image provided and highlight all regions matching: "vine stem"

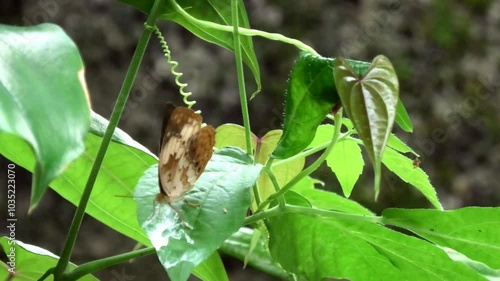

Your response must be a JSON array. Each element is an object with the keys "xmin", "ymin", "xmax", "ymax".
[
  {"xmin": 256, "ymin": 109, "xmax": 344, "ymax": 213},
  {"xmin": 169, "ymin": 0, "xmax": 318, "ymax": 56},
  {"xmin": 64, "ymin": 247, "xmax": 155, "ymax": 280},
  {"xmin": 51, "ymin": 1, "xmax": 165, "ymax": 279},
  {"xmin": 231, "ymin": 0, "xmax": 252, "ymax": 155}
]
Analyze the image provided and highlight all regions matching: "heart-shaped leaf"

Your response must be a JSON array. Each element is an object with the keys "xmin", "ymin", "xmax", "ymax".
[
  {"xmin": 334, "ymin": 55, "xmax": 399, "ymax": 198},
  {"xmin": 135, "ymin": 147, "xmax": 262, "ymax": 281},
  {"xmin": 0, "ymin": 24, "xmax": 90, "ymax": 209}
]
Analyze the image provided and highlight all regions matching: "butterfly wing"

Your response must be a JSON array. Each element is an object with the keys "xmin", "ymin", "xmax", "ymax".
[
  {"xmin": 188, "ymin": 125, "xmax": 215, "ymax": 176},
  {"xmin": 158, "ymin": 105, "xmax": 214, "ymax": 202}
]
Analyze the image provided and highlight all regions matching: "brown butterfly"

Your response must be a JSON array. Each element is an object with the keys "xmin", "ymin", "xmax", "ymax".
[{"xmin": 155, "ymin": 103, "xmax": 216, "ymax": 220}]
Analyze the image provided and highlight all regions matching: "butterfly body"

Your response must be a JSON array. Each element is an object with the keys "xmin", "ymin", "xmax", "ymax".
[{"xmin": 157, "ymin": 103, "xmax": 215, "ymax": 205}]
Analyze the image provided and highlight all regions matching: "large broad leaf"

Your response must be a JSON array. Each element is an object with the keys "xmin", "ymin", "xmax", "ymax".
[
  {"xmin": 267, "ymin": 195, "xmax": 487, "ymax": 281},
  {"xmin": 0, "ymin": 24, "xmax": 90, "ymax": 209},
  {"xmin": 383, "ymin": 208, "xmax": 500, "ymax": 270},
  {"xmin": 120, "ymin": 0, "xmax": 261, "ymax": 92},
  {"xmin": 1, "ymin": 112, "xmax": 226, "ymax": 281},
  {"xmin": 271, "ymin": 52, "xmax": 339, "ymax": 159},
  {"xmin": 382, "ymin": 147, "xmax": 442, "ymax": 209},
  {"xmin": 0, "ymin": 237, "xmax": 98, "ymax": 281},
  {"xmin": 135, "ymin": 147, "xmax": 262, "ymax": 281},
  {"xmin": 215, "ymin": 124, "xmax": 304, "ymax": 210},
  {"xmin": 334, "ymin": 55, "xmax": 399, "ymax": 199}
]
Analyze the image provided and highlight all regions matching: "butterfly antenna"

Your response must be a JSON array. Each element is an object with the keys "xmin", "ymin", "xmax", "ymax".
[{"xmin": 154, "ymin": 26, "xmax": 200, "ymax": 114}]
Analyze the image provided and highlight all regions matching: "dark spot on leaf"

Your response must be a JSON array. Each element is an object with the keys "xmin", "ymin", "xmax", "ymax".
[
  {"xmin": 430, "ymin": 228, "xmax": 434, "ymax": 231},
  {"xmin": 478, "ymin": 229, "xmax": 482, "ymax": 232}
]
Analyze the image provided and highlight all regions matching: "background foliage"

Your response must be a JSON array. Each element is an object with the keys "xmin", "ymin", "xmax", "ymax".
[{"xmin": 1, "ymin": 0, "xmax": 499, "ymax": 280}]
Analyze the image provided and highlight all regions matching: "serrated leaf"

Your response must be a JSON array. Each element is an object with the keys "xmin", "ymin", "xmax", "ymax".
[
  {"xmin": 0, "ymin": 24, "xmax": 90, "ymax": 209},
  {"xmin": 334, "ymin": 55, "xmax": 399, "ymax": 199},
  {"xmin": 271, "ymin": 52, "xmax": 339, "ymax": 159},
  {"xmin": 387, "ymin": 133, "xmax": 418, "ymax": 155},
  {"xmin": 306, "ymin": 124, "xmax": 364, "ymax": 198},
  {"xmin": 120, "ymin": 0, "xmax": 261, "ymax": 93},
  {"xmin": 383, "ymin": 207, "xmax": 500, "ymax": 270},
  {"xmin": 0, "ymin": 237, "xmax": 98, "ymax": 281},
  {"xmin": 267, "ymin": 195, "xmax": 487, "ymax": 281},
  {"xmin": 292, "ymin": 176, "xmax": 374, "ymax": 216},
  {"xmin": 326, "ymin": 139, "xmax": 364, "ymax": 197},
  {"xmin": 396, "ymin": 99, "xmax": 414, "ymax": 132},
  {"xmin": 135, "ymin": 147, "xmax": 262, "ymax": 281},
  {"xmin": 382, "ymin": 147, "xmax": 442, "ymax": 209}
]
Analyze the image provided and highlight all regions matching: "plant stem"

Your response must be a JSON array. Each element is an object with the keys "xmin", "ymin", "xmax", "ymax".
[
  {"xmin": 231, "ymin": 0, "xmax": 253, "ymax": 155},
  {"xmin": 244, "ymin": 206, "xmax": 280, "ymax": 225},
  {"xmin": 256, "ymin": 109, "xmax": 344, "ymax": 212},
  {"xmin": 244, "ymin": 204, "xmax": 382, "ymax": 225},
  {"xmin": 284, "ymin": 205, "xmax": 382, "ymax": 224},
  {"xmin": 52, "ymin": 1, "xmax": 164, "ymax": 278},
  {"xmin": 64, "ymin": 247, "xmax": 156, "ymax": 280},
  {"xmin": 169, "ymin": 0, "xmax": 318, "ymax": 56}
]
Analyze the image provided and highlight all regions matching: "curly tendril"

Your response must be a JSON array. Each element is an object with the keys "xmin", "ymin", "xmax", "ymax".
[{"xmin": 154, "ymin": 26, "xmax": 198, "ymax": 111}]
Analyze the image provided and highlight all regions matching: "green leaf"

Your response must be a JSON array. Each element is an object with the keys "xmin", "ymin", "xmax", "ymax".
[
  {"xmin": 383, "ymin": 207, "xmax": 500, "ymax": 270},
  {"xmin": 256, "ymin": 130, "xmax": 305, "ymax": 209},
  {"xmin": 0, "ymin": 237, "xmax": 98, "ymax": 281},
  {"xmin": 396, "ymin": 99, "xmax": 413, "ymax": 132},
  {"xmin": 267, "ymin": 196, "xmax": 487, "ymax": 281},
  {"xmin": 215, "ymin": 123, "xmax": 256, "ymax": 152},
  {"xmin": 0, "ymin": 24, "xmax": 90, "ymax": 209},
  {"xmin": 1, "ymin": 112, "xmax": 155, "ymax": 245},
  {"xmin": 220, "ymin": 228, "xmax": 289, "ymax": 280},
  {"xmin": 382, "ymin": 147, "xmax": 442, "ymax": 209},
  {"xmin": 135, "ymin": 147, "xmax": 262, "ymax": 281},
  {"xmin": 330, "ymin": 138, "xmax": 363, "ymax": 196},
  {"xmin": 334, "ymin": 55, "xmax": 399, "ymax": 199},
  {"xmin": 307, "ymin": 125, "xmax": 364, "ymax": 197},
  {"xmin": 216, "ymin": 124, "xmax": 304, "ymax": 210},
  {"xmin": 192, "ymin": 252, "xmax": 229, "ymax": 281},
  {"xmin": 120, "ymin": 0, "xmax": 261, "ymax": 92},
  {"xmin": 272, "ymin": 52, "xmax": 339, "ymax": 159},
  {"xmin": 387, "ymin": 133, "xmax": 418, "ymax": 155},
  {"xmin": 292, "ymin": 176, "xmax": 374, "ymax": 216},
  {"xmin": 444, "ymin": 247, "xmax": 500, "ymax": 281}
]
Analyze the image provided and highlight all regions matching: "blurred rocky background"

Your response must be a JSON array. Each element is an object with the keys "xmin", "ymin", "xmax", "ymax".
[{"xmin": 1, "ymin": 0, "xmax": 499, "ymax": 280}]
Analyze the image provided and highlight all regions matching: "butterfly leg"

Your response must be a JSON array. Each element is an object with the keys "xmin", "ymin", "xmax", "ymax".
[
  {"xmin": 183, "ymin": 199, "xmax": 200, "ymax": 207},
  {"xmin": 147, "ymin": 199, "xmax": 159, "ymax": 221},
  {"xmin": 169, "ymin": 203, "xmax": 193, "ymax": 229}
]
